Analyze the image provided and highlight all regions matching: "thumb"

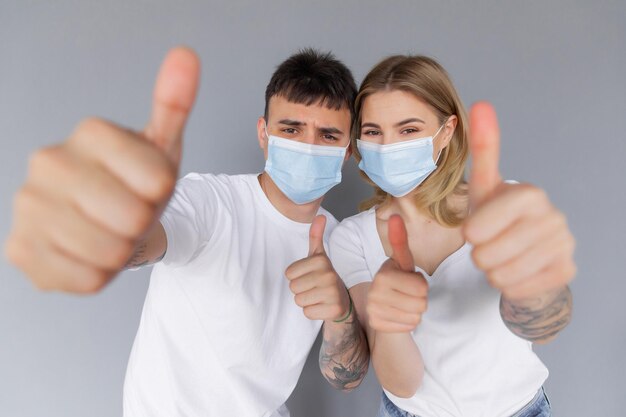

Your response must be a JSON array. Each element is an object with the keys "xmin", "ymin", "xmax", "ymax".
[
  {"xmin": 144, "ymin": 47, "xmax": 201, "ymax": 168},
  {"xmin": 388, "ymin": 215, "xmax": 414, "ymax": 272},
  {"xmin": 468, "ymin": 101, "xmax": 502, "ymax": 208},
  {"xmin": 308, "ymin": 215, "xmax": 327, "ymax": 256}
]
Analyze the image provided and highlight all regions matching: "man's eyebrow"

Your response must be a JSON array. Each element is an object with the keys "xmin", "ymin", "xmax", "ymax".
[
  {"xmin": 278, "ymin": 119, "xmax": 343, "ymax": 135},
  {"xmin": 319, "ymin": 126, "xmax": 343, "ymax": 135},
  {"xmin": 278, "ymin": 119, "xmax": 304, "ymax": 126}
]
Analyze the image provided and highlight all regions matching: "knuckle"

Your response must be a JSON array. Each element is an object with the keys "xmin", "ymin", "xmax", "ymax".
[
  {"xmin": 552, "ymin": 210, "xmax": 568, "ymax": 228},
  {"xmin": 77, "ymin": 269, "xmax": 110, "ymax": 294},
  {"xmin": 108, "ymin": 238, "xmax": 134, "ymax": 269},
  {"xmin": 486, "ymin": 270, "xmax": 504, "ymax": 288},
  {"xmin": 560, "ymin": 259, "xmax": 577, "ymax": 282},
  {"xmin": 294, "ymin": 294, "xmax": 305, "ymax": 307},
  {"xmin": 324, "ymin": 271, "xmax": 338, "ymax": 285},
  {"xmin": 14, "ymin": 186, "xmax": 39, "ymax": 214},
  {"xmin": 125, "ymin": 205, "xmax": 155, "ymax": 237},
  {"xmin": 567, "ymin": 262, "xmax": 577, "ymax": 281},
  {"xmin": 28, "ymin": 147, "xmax": 58, "ymax": 175},
  {"xmin": 32, "ymin": 278, "xmax": 54, "ymax": 292},
  {"xmin": 416, "ymin": 275, "xmax": 429, "ymax": 292},
  {"xmin": 4, "ymin": 236, "xmax": 29, "ymax": 268},
  {"xmin": 471, "ymin": 247, "xmax": 487, "ymax": 270},
  {"xmin": 149, "ymin": 170, "xmax": 177, "ymax": 202},
  {"xmin": 73, "ymin": 117, "xmax": 109, "ymax": 139}
]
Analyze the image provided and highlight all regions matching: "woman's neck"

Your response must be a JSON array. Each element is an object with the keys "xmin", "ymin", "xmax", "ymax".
[{"xmin": 376, "ymin": 185, "xmax": 470, "ymax": 229}]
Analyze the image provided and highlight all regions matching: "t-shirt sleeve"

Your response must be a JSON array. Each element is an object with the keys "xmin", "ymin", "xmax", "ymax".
[
  {"xmin": 160, "ymin": 174, "xmax": 218, "ymax": 267},
  {"xmin": 329, "ymin": 219, "xmax": 373, "ymax": 289}
]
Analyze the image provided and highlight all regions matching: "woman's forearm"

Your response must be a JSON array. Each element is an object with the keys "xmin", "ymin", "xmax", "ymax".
[{"xmin": 371, "ymin": 331, "xmax": 424, "ymax": 398}]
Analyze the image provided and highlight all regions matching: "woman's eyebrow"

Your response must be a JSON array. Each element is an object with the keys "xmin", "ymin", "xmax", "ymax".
[
  {"xmin": 394, "ymin": 118, "xmax": 425, "ymax": 127},
  {"xmin": 361, "ymin": 122, "xmax": 381, "ymax": 129}
]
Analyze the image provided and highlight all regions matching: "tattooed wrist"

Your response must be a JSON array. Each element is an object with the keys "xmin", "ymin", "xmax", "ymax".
[
  {"xmin": 124, "ymin": 240, "xmax": 165, "ymax": 269},
  {"xmin": 500, "ymin": 286, "xmax": 573, "ymax": 343},
  {"xmin": 319, "ymin": 314, "xmax": 369, "ymax": 391}
]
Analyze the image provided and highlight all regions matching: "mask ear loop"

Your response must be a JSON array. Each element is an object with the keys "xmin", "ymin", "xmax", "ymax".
[{"xmin": 432, "ymin": 118, "xmax": 450, "ymax": 165}]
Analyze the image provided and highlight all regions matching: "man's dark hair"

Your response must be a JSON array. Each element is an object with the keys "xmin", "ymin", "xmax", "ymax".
[{"xmin": 264, "ymin": 48, "xmax": 357, "ymax": 121}]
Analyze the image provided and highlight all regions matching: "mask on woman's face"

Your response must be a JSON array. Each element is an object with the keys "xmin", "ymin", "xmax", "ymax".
[
  {"xmin": 263, "ymin": 123, "xmax": 348, "ymax": 205},
  {"xmin": 356, "ymin": 123, "xmax": 445, "ymax": 197}
]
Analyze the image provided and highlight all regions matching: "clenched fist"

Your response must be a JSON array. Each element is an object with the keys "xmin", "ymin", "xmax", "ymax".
[
  {"xmin": 285, "ymin": 215, "xmax": 351, "ymax": 321},
  {"xmin": 4, "ymin": 47, "xmax": 200, "ymax": 294},
  {"xmin": 463, "ymin": 102, "xmax": 576, "ymax": 301},
  {"xmin": 367, "ymin": 215, "xmax": 428, "ymax": 333}
]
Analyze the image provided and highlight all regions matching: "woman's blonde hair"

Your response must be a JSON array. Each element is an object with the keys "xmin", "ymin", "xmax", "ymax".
[{"xmin": 354, "ymin": 55, "xmax": 469, "ymax": 227}]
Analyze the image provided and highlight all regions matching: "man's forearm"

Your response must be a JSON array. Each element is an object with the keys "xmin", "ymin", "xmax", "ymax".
[
  {"xmin": 500, "ymin": 286, "xmax": 573, "ymax": 344},
  {"xmin": 318, "ymin": 313, "xmax": 369, "ymax": 392},
  {"xmin": 124, "ymin": 222, "xmax": 167, "ymax": 269}
]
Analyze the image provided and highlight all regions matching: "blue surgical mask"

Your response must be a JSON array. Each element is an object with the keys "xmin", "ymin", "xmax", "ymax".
[
  {"xmin": 357, "ymin": 124, "xmax": 445, "ymax": 197},
  {"xmin": 264, "ymin": 126, "xmax": 347, "ymax": 205}
]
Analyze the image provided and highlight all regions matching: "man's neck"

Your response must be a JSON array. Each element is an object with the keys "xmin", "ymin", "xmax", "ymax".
[{"xmin": 257, "ymin": 172, "xmax": 322, "ymax": 223}]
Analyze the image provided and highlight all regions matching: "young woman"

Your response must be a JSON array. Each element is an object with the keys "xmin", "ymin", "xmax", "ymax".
[{"xmin": 329, "ymin": 55, "xmax": 575, "ymax": 417}]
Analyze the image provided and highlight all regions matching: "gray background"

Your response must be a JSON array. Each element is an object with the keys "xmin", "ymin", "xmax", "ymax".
[{"xmin": 1, "ymin": 1, "xmax": 624, "ymax": 416}]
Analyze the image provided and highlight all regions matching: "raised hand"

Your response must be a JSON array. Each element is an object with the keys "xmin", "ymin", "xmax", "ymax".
[
  {"xmin": 463, "ymin": 102, "xmax": 576, "ymax": 301},
  {"xmin": 367, "ymin": 215, "xmax": 428, "ymax": 333},
  {"xmin": 4, "ymin": 47, "xmax": 201, "ymax": 293},
  {"xmin": 285, "ymin": 215, "xmax": 350, "ymax": 321}
]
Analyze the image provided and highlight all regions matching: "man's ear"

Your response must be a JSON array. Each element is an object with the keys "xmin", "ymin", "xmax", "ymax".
[
  {"xmin": 257, "ymin": 116, "xmax": 268, "ymax": 151},
  {"xmin": 344, "ymin": 141, "xmax": 353, "ymax": 162}
]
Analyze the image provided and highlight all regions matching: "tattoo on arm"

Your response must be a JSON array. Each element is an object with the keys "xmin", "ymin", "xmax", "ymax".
[
  {"xmin": 319, "ymin": 314, "xmax": 370, "ymax": 391},
  {"xmin": 124, "ymin": 240, "xmax": 165, "ymax": 269},
  {"xmin": 500, "ymin": 286, "xmax": 573, "ymax": 343}
]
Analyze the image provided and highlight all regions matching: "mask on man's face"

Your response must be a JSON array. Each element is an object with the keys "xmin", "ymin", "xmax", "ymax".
[{"xmin": 263, "ymin": 123, "xmax": 347, "ymax": 205}]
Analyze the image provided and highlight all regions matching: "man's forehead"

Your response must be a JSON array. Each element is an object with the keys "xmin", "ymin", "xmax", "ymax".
[{"xmin": 267, "ymin": 95, "xmax": 351, "ymax": 124}]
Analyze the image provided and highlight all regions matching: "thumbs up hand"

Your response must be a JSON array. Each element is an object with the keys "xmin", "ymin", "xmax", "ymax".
[
  {"xmin": 285, "ymin": 215, "xmax": 351, "ymax": 321},
  {"xmin": 4, "ymin": 47, "xmax": 201, "ymax": 293},
  {"xmin": 463, "ymin": 102, "xmax": 576, "ymax": 301},
  {"xmin": 367, "ymin": 215, "xmax": 428, "ymax": 333}
]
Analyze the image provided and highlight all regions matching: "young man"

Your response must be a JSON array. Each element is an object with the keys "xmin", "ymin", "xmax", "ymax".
[{"xmin": 5, "ymin": 47, "xmax": 369, "ymax": 416}]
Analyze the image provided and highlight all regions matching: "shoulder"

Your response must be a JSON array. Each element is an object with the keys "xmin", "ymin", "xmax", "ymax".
[
  {"xmin": 317, "ymin": 206, "xmax": 339, "ymax": 231},
  {"xmin": 330, "ymin": 208, "xmax": 375, "ymax": 246},
  {"xmin": 175, "ymin": 172, "xmax": 258, "ymax": 200}
]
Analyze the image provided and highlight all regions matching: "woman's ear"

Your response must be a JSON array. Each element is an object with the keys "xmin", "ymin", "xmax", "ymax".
[{"xmin": 440, "ymin": 115, "xmax": 458, "ymax": 148}]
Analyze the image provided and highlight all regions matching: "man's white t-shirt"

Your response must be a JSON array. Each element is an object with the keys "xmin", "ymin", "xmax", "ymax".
[
  {"xmin": 329, "ymin": 208, "xmax": 549, "ymax": 417},
  {"xmin": 123, "ymin": 173, "xmax": 337, "ymax": 417}
]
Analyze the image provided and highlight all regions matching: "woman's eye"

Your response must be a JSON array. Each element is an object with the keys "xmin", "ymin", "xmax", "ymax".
[
  {"xmin": 401, "ymin": 128, "xmax": 420, "ymax": 135},
  {"xmin": 363, "ymin": 130, "xmax": 380, "ymax": 136}
]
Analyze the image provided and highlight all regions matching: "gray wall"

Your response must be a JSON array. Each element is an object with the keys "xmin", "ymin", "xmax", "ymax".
[{"xmin": 1, "ymin": 1, "xmax": 624, "ymax": 416}]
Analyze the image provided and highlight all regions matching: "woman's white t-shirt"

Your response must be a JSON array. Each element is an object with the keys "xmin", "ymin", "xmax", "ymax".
[
  {"xmin": 123, "ymin": 173, "xmax": 337, "ymax": 417},
  {"xmin": 329, "ymin": 208, "xmax": 549, "ymax": 417}
]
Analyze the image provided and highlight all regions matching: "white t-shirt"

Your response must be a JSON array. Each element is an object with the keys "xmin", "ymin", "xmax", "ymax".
[
  {"xmin": 123, "ymin": 173, "xmax": 338, "ymax": 417},
  {"xmin": 329, "ymin": 208, "xmax": 549, "ymax": 417}
]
